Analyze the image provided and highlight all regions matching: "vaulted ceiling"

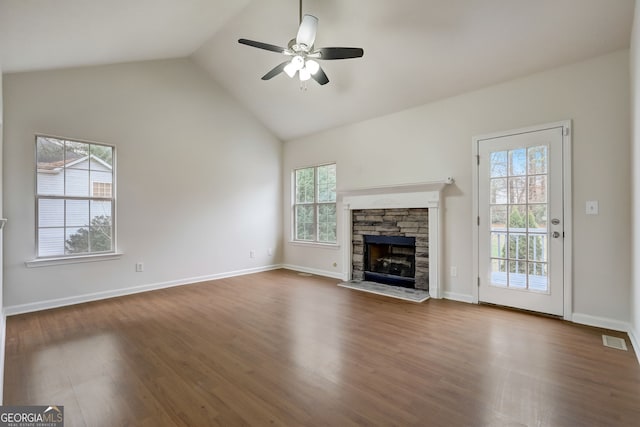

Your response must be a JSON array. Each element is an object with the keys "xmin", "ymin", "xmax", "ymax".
[{"xmin": 0, "ymin": 0, "xmax": 635, "ymax": 140}]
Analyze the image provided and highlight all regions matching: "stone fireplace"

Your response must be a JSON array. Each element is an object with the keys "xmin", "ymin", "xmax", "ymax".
[
  {"xmin": 352, "ymin": 208, "xmax": 428, "ymax": 290},
  {"xmin": 340, "ymin": 179, "xmax": 453, "ymax": 298}
]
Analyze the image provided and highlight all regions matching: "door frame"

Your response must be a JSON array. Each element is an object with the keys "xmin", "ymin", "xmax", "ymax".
[{"xmin": 471, "ymin": 120, "xmax": 573, "ymax": 320}]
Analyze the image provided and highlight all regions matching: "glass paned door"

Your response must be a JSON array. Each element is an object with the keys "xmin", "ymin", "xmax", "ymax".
[
  {"xmin": 489, "ymin": 145, "xmax": 549, "ymax": 292},
  {"xmin": 478, "ymin": 126, "xmax": 565, "ymax": 316}
]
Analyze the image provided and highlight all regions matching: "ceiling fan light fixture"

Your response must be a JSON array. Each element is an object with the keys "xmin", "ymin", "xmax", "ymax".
[
  {"xmin": 291, "ymin": 55, "xmax": 304, "ymax": 70},
  {"xmin": 305, "ymin": 59, "xmax": 320, "ymax": 75},
  {"xmin": 284, "ymin": 62, "xmax": 297, "ymax": 78},
  {"xmin": 299, "ymin": 67, "xmax": 311, "ymax": 81}
]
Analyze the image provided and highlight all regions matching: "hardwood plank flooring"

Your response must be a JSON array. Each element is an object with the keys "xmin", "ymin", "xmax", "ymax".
[{"xmin": 4, "ymin": 269, "xmax": 640, "ymax": 426}]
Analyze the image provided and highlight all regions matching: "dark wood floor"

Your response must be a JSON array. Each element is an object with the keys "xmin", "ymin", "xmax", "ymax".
[{"xmin": 4, "ymin": 269, "xmax": 640, "ymax": 426}]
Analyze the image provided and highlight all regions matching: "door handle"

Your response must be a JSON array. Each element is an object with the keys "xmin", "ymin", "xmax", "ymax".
[
  {"xmin": 552, "ymin": 231, "xmax": 561, "ymax": 238},
  {"xmin": 551, "ymin": 218, "xmax": 560, "ymax": 225}
]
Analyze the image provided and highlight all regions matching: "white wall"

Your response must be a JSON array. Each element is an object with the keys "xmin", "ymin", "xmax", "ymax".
[
  {"xmin": 283, "ymin": 50, "xmax": 631, "ymax": 325},
  {"xmin": 3, "ymin": 58, "xmax": 283, "ymax": 309},
  {"xmin": 630, "ymin": 0, "xmax": 640, "ymax": 358}
]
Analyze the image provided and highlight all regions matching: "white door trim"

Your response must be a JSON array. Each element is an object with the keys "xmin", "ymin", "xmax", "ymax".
[{"xmin": 471, "ymin": 120, "xmax": 573, "ymax": 320}]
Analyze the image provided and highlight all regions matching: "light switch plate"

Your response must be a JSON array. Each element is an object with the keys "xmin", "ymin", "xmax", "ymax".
[{"xmin": 586, "ymin": 200, "xmax": 599, "ymax": 215}]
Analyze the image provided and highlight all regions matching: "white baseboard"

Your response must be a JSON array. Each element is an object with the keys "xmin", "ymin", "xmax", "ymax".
[
  {"xmin": 443, "ymin": 291, "xmax": 474, "ymax": 304},
  {"xmin": 571, "ymin": 313, "xmax": 631, "ymax": 333},
  {"xmin": 282, "ymin": 264, "xmax": 345, "ymax": 280},
  {"xmin": 628, "ymin": 327, "xmax": 640, "ymax": 365},
  {"xmin": 4, "ymin": 265, "xmax": 282, "ymax": 317}
]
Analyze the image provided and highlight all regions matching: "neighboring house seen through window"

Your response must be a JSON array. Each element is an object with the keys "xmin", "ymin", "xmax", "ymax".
[
  {"xmin": 294, "ymin": 163, "xmax": 337, "ymax": 244},
  {"xmin": 36, "ymin": 136, "xmax": 115, "ymax": 258}
]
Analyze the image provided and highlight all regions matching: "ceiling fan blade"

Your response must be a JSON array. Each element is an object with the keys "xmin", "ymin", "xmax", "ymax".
[
  {"xmin": 296, "ymin": 14, "xmax": 318, "ymax": 48},
  {"xmin": 311, "ymin": 66, "xmax": 329, "ymax": 85},
  {"xmin": 261, "ymin": 61, "xmax": 290, "ymax": 80},
  {"xmin": 238, "ymin": 38, "xmax": 288, "ymax": 54},
  {"xmin": 316, "ymin": 47, "xmax": 364, "ymax": 60}
]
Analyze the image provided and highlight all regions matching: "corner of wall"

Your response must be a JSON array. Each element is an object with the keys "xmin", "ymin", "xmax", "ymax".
[
  {"xmin": 0, "ymin": 310, "xmax": 5, "ymax": 404},
  {"xmin": 630, "ymin": 0, "xmax": 640, "ymax": 366},
  {"xmin": 629, "ymin": 326, "xmax": 640, "ymax": 365}
]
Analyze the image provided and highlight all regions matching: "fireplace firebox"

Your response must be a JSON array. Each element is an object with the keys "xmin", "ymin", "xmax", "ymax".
[{"xmin": 364, "ymin": 235, "xmax": 416, "ymax": 288}]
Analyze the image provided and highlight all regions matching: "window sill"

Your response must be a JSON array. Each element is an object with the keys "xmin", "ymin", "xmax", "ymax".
[
  {"xmin": 25, "ymin": 252, "xmax": 123, "ymax": 268},
  {"xmin": 289, "ymin": 241, "xmax": 341, "ymax": 250}
]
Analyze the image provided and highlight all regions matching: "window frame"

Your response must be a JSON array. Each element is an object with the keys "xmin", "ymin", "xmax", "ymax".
[
  {"xmin": 34, "ymin": 134, "xmax": 117, "ymax": 260},
  {"xmin": 292, "ymin": 163, "xmax": 337, "ymax": 245}
]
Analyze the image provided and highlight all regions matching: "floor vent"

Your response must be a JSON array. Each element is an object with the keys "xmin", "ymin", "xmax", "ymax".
[
  {"xmin": 297, "ymin": 272, "xmax": 314, "ymax": 277},
  {"xmin": 602, "ymin": 335, "xmax": 628, "ymax": 351}
]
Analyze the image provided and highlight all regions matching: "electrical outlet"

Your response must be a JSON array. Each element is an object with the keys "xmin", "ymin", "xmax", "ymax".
[
  {"xmin": 250, "ymin": 250, "xmax": 256, "ymax": 258},
  {"xmin": 268, "ymin": 248, "xmax": 273, "ymax": 256},
  {"xmin": 450, "ymin": 266, "xmax": 457, "ymax": 277},
  {"xmin": 136, "ymin": 262, "xmax": 144, "ymax": 272}
]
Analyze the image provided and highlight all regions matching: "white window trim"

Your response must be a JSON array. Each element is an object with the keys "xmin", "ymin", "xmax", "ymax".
[{"xmin": 26, "ymin": 252, "xmax": 123, "ymax": 268}]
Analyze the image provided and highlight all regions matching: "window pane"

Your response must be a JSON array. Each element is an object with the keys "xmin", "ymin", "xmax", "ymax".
[
  {"xmin": 491, "ymin": 232, "xmax": 506, "ymax": 258},
  {"xmin": 508, "ymin": 176, "xmax": 526, "ymax": 204},
  {"xmin": 509, "ymin": 148, "xmax": 526, "ymax": 176},
  {"xmin": 295, "ymin": 205, "xmax": 315, "ymax": 241},
  {"xmin": 528, "ymin": 204, "xmax": 547, "ymax": 231},
  {"xmin": 90, "ymin": 144, "xmax": 113, "ymax": 167},
  {"xmin": 90, "ymin": 225, "xmax": 113, "ymax": 252},
  {"xmin": 528, "ymin": 262, "xmax": 548, "ymax": 292},
  {"xmin": 490, "ymin": 151, "xmax": 508, "ymax": 178},
  {"xmin": 37, "ymin": 136, "xmax": 65, "ymax": 164},
  {"xmin": 38, "ymin": 228, "xmax": 65, "ymax": 257},
  {"xmin": 528, "ymin": 234, "xmax": 547, "ymax": 262},
  {"xmin": 490, "ymin": 178, "xmax": 507, "ymax": 204},
  {"xmin": 90, "ymin": 169, "xmax": 113, "ymax": 197},
  {"xmin": 317, "ymin": 164, "xmax": 336, "ymax": 203},
  {"xmin": 528, "ymin": 175, "xmax": 547, "ymax": 204},
  {"xmin": 65, "ymin": 168, "xmax": 89, "ymax": 196},
  {"xmin": 528, "ymin": 145, "xmax": 547, "ymax": 175},
  {"xmin": 65, "ymin": 227, "xmax": 89, "ymax": 255},
  {"xmin": 490, "ymin": 206, "xmax": 507, "ymax": 230},
  {"xmin": 508, "ymin": 233, "xmax": 527, "ymax": 260},
  {"xmin": 508, "ymin": 261, "xmax": 527, "ymax": 287},
  {"xmin": 491, "ymin": 259, "xmax": 507, "ymax": 287},
  {"xmin": 38, "ymin": 199, "xmax": 64, "ymax": 227},
  {"xmin": 508, "ymin": 205, "xmax": 527, "ymax": 230},
  {"xmin": 36, "ymin": 137, "xmax": 65, "ymax": 196},
  {"xmin": 65, "ymin": 141, "xmax": 90, "ymax": 168},
  {"xmin": 318, "ymin": 204, "xmax": 337, "ymax": 243},
  {"xmin": 66, "ymin": 200, "xmax": 89, "ymax": 227},
  {"xmin": 295, "ymin": 168, "xmax": 315, "ymax": 203},
  {"xmin": 90, "ymin": 201, "xmax": 112, "ymax": 222}
]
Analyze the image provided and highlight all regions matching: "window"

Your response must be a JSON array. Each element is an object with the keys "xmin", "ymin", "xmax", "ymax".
[
  {"xmin": 36, "ymin": 135, "xmax": 115, "ymax": 258},
  {"xmin": 92, "ymin": 182, "xmax": 112, "ymax": 198},
  {"xmin": 293, "ymin": 163, "xmax": 337, "ymax": 244}
]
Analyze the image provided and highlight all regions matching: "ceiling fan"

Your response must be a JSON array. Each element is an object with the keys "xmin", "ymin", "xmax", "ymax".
[{"xmin": 238, "ymin": 0, "xmax": 364, "ymax": 86}]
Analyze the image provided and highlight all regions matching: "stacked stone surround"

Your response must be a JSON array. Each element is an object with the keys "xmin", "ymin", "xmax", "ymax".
[{"xmin": 352, "ymin": 208, "xmax": 429, "ymax": 290}]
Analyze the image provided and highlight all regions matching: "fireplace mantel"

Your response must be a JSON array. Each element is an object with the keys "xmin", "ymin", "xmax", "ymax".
[
  {"xmin": 341, "ymin": 178, "xmax": 453, "ymax": 299},
  {"xmin": 339, "ymin": 177, "xmax": 454, "ymax": 198}
]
